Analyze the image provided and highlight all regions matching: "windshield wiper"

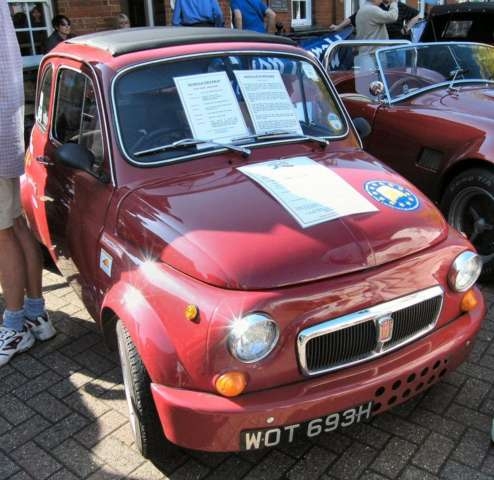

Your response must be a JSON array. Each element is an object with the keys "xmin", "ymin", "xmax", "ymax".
[
  {"xmin": 448, "ymin": 67, "xmax": 469, "ymax": 92},
  {"xmin": 233, "ymin": 130, "xmax": 329, "ymax": 148},
  {"xmin": 134, "ymin": 138, "xmax": 251, "ymax": 158}
]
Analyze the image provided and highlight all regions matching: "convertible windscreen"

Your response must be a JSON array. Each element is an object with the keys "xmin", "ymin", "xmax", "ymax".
[
  {"xmin": 376, "ymin": 43, "xmax": 494, "ymax": 101},
  {"xmin": 113, "ymin": 53, "xmax": 347, "ymax": 164}
]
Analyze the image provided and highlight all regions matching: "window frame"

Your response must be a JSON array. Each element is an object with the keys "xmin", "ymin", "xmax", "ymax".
[
  {"xmin": 35, "ymin": 64, "xmax": 53, "ymax": 131},
  {"xmin": 8, "ymin": 0, "xmax": 54, "ymax": 68},
  {"xmin": 291, "ymin": 0, "xmax": 312, "ymax": 27},
  {"xmin": 52, "ymin": 67, "xmax": 104, "ymax": 167}
]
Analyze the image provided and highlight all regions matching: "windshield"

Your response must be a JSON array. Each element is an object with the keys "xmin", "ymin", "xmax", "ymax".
[
  {"xmin": 113, "ymin": 53, "xmax": 347, "ymax": 165},
  {"xmin": 376, "ymin": 43, "xmax": 494, "ymax": 101}
]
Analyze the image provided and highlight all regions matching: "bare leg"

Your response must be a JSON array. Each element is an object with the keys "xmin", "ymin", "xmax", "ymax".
[
  {"xmin": 12, "ymin": 215, "xmax": 43, "ymax": 299},
  {"xmin": 0, "ymin": 225, "xmax": 27, "ymax": 310}
]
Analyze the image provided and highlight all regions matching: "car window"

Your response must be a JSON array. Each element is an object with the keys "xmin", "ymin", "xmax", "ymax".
[
  {"xmin": 113, "ymin": 53, "xmax": 348, "ymax": 165},
  {"xmin": 53, "ymin": 69, "xmax": 104, "ymax": 166},
  {"xmin": 36, "ymin": 65, "xmax": 52, "ymax": 130}
]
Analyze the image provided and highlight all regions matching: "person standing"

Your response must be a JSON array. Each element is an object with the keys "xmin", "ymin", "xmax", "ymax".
[
  {"xmin": 231, "ymin": 0, "xmax": 276, "ymax": 33},
  {"xmin": 356, "ymin": 0, "xmax": 398, "ymax": 41},
  {"xmin": 381, "ymin": 0, "xmax": 420, "ymax": 39},
  {"xmin": 172, "ymin": 0, "xmax": 224, "ymax": 27},
  {"xmin": 0, "ymin": 2, "xmax": 56, "ymax": 367},
  {"xmin": 45, "ymin": 14, "xmax": 73, "ymax": 52}
]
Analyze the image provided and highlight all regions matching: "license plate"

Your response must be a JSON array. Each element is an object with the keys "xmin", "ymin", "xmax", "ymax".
[{"xmin": 240, "ymin": 401, "xmax": 372, "ymax": 450}]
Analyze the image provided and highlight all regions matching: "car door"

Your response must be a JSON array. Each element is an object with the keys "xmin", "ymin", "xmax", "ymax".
[{"xmin": 28, "ymin": 60, "xmax": 113, "ymax": 308}]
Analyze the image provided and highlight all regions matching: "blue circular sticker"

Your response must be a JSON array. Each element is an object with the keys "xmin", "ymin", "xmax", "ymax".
[{"xmin": 364, "ymin": 180, "xmax": 420, "ymax": 211}]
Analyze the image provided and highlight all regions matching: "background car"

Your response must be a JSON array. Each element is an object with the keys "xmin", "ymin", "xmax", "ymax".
[
  {"xmin": 325, "ymin": 40, "xmax": 494, "ymax": 280},
  {"xmin": 22, "ymin": 28, "xmax": 485, "ymax": 463},
  {"xmin": 419, "ymin": 2, "xmax": 494, "ymax": 45}
]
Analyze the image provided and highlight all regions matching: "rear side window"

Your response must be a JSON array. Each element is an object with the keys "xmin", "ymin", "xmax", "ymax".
[
  {"xmin": 53, "ymin": 69, "xmax": 104, "ymax": 166},
  {"xmin": 36, "ymin": 66, "xmax": 52, "ymax": 130}
]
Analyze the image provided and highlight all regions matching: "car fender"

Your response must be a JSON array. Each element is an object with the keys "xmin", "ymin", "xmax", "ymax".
[{"xmin": 101, "ymin": 280, "xmax": 185, "ymax": 388}]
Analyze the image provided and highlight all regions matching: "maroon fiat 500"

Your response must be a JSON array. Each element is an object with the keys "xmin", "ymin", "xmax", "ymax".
[{"xmin": 22, "ymin": 28, "xmax": 485, "ymax": 461}]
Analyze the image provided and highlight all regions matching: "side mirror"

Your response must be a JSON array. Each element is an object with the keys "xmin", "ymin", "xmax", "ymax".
[
  {"xmin": 54, "ymin": 143, "xmax": 95, "ymax": 173},
  {"xmin": 352, "ymin": 117, "xmax": 372, "ymax": 140}
]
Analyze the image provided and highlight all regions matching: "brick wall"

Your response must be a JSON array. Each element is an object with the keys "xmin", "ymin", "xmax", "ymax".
[{"xmin": 56, "ymin": 0, "xmax": 123, "ymax": 33}]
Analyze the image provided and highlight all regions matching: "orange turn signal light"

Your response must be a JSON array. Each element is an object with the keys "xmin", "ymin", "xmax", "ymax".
[
  {"xmin": 215, "ymin": 371, "xmax": 247, "ymax": 397},
  {"xmin": 461, "ymin": 289, "xmax": 478, "ymax": 312}
]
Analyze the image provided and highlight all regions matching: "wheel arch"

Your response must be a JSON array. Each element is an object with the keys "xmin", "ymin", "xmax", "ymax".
[
  {"xmin": 100, "ymin": 281, "xmax": 181, "ymax": 387},
  {"xmin": 439, "ymin": 159, "xmax": 494, "ymax": 201}
]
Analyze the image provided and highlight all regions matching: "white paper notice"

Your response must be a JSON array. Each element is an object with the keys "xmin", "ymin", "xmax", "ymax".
[
  {"xmin": 174, "ymin": 72, "xmax": 249, "ymax": 143},
  {"xmin": 234, "ymin": 70, "xmax": 303, "ymax": 135},
  {"xmin": 238, "ymin": 157, "xmax": 378, "ymax": 228}
]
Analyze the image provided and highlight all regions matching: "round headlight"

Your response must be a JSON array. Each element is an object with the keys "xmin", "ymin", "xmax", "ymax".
[
  {"xmin": 228, "ymin": 313, "xmax": 279, "ymax": 363},
  {"xmin": 448, "ymin": 251, "xmax": 482, "ymax": 292}
]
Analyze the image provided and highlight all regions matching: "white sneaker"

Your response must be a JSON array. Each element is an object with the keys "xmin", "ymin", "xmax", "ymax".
[
  {"xmin": 25, "ymin": 313, "xmax": 56, "ymax": 341},
  {"xmin": 0, "ymin": 326, "xmax": 35, "ymax": 367}
]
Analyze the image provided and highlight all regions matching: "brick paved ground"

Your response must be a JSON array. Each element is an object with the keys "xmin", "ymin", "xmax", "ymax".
[{"xmin": 1, "ymin": 271, "xmax": 494, "ymax": 480}]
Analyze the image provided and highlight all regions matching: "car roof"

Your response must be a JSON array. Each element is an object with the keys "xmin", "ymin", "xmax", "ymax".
[
  {"xmin": 429, "ymin": 1, "xmax": 494, "ymax": 17},
  {"xmin": 67, "ymin": 26, "xmax": 297, "ymax": 57}
]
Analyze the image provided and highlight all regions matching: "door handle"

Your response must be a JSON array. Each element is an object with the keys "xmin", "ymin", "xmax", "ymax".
[
  {"xmin": 39, "ymin": 195, "xmax": 54, "ymax": 203},
  {"xmin": 36, "ymin": 155, "xmax": 54, "ymax": 166}
]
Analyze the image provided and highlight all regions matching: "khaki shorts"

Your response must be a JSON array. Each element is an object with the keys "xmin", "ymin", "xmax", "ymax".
[{"xmin": 0, "ymin": 177, "xmax": 22, "ymax": 230}]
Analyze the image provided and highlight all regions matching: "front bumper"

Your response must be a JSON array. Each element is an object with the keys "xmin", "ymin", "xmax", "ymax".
[{"xmin": 151, "ymin": 295, "xmax": 484, "ymax": 451}]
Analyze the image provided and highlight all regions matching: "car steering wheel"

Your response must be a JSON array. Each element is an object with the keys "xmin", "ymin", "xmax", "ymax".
[{"xmin": 388, "ymin": 77, "xmax": 423, "ymax": 97}]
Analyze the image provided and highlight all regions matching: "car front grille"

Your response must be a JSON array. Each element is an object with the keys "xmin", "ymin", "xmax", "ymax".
[{"xmin": 297, "ymin": 286, "xmax": 443, "ymax": 376}]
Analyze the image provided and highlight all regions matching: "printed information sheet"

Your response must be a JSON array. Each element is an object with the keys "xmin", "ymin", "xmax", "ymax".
[
  {"xmin": 238, "ymin": 157, "xmax": 378, "ymax": 228},
  {"xmin": 174, "ymin": 72, "xmax": 249, "ymax": 143},
  {"xmin": 234, "ymin": 70, "xmax": 303, "ymax": 135}
]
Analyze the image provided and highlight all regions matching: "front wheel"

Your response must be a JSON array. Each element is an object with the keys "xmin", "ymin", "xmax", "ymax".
[
  {"xmin": 116, "ymin": 320, "xmax": 167, "ymax": 461},
  {"xmin": 441, "ymin": 168, "xmax": 494, "ymax": 281}
]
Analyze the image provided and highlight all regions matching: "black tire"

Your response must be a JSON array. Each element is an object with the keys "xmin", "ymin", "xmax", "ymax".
[
  {"xmin": 441, "ymin": 168, "xmax": 494, "ymax": 281},
  {"xmin": 116, "ymin": 320, "xmax": 167, "ymax": 461}
]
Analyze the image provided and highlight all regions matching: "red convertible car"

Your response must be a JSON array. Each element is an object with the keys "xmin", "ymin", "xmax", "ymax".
[
  {"xmin": 22, "ymin": 28, "xmax": 484, "ymax": 461},
  {"xmin": 325, "ymin": 41, "xmax": 494, "ymax": 280}
]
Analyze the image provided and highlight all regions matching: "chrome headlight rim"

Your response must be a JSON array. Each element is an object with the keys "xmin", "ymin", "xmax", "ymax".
[
  {"xmin": 228, "ymin": 312, "xmax": 280, "ymax": 364},
  {"xmin": 448, "ymin": 250, "xmax": 482, "ymax": 292}
]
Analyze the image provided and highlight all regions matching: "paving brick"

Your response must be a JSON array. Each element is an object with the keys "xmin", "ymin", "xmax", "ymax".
[
  {"xmin": 315, "ymin": 431, "xmax": 353, "ymax": 454},
  {"xmin": 129, "ymin": 461, "xmax": 167, "ymax": 479},
  {"xmin": 440, "ymin": 460, "xmax": 493, "ymax": 480},
  {"xmin": 7, "ymin": 472, "xmax": 34, "ymax": 480},
  {"xmin": 63, "ymin": 388, "xmax": 112, "ymax": 419},
  {"xmin": 400, "ymin": 465, "xmax": 440, "ymax": 480},
  {"xmin": 73, "ymin": 350, "xmax": 115, "ymax": 376},
  {"xmin": 48, "ymin": 370, "xmax": 94, "ymax": 399},
  {"xmin": 205, "ymin": 456, "xmax": 253, "ymax": 480},
  {"xmin": 39, "ymin": 351, "xmax": 82, "ymax": 378},
  {"xmin": 243, "ymin": 450, "xmax": 296, "ymax": 480},
  {"xmin": 52, "ymin": 438, "xmax": 105, "ymax": 477},
  {"xmin": 345, "ymin": 422, "xmax": 391, "ymax": 450},
  {"xmin": 0, "ymin": 415, "xmax": 12, "ymax": 436},
  {"xmin": 0, "ymin": 363, "xmax": 15, "ymax": 380},
  {"xmin": 371, "ymin": 437, "xmax": 416, "ymax": 478},
  {"xmin": 419, "ymin": 383, "xmax": 458, "ymax": 415},
  {"xmin": 0, "ymin": 371, "xmax": 29, "ymax": 396},
  {"xmin": 411, "ymin": 432, "xmax": 455, "ymax": 474},
  {"xmin": 11, "ymin": 354, "xmax": 48, "ymax": 379},
  {"xmin": 35, "ymin": 412, "xmax": 89, "ymax": 449},
  {"xmin": 11, "ymin": 441, "xmax": 62, "ymax": 479},
  {"xmin": 0, "ymin": 414, "xmax": 51, "ymax": 453},
  {"xmin": 46, "ymin": 469, "xmax": 80, "ymax": 480},
  {"xmin": 0, "ymin": 393, "xmax": 35, "ymax": 426},
  {"xmin": 480, "ymin": 454, "xmax": 494, "ymax": 477},
  {"xmin": 287, "ymin": 446, "xmax": 336, "ymax": 480},
  {"xmin": 455, "ymin": 378, "xmax": 491, "ymax": 409},
  {"xmin": 164, "ymin": 459, "xmax": 210, "ymax": 480},
  {"xmin": 75, "ymin": 409, "xmax": 128, "ymax": 448},
  {"xmin": 451, "ymin": 428, "xmax": 490, "ymax": 469},
  {"xmin": 26, "ymin": 391, "xmax": 71, "ymax": 423},
  {"xmin": 371, "ymin": 414, "xmax": 429, "ymax": 445},
  {"xmin": 411, "ymin": 409, "xmax": 465, "ymax": 441},
  {"xmin": 457, "ymin": 362, "xmax": 494, "ymax": 384},
  {"xmin": 445, "ymin": 404, "xmax": 491, "ymax": 433},
  {"xmin": 0, "ymin": 450, "xmax": 20, "ymax": 479},
  {"xmin": 60, "ymin": 333, "xmax": 102, "ymax": 357},
  {"xmin": 330, "ymin": 442, "xmax": 378, "ymax": 480},
  {"xmin": 91, "ymin": 436, "xmax": 145, "ymax": 477},
  {"xmin": 12, "ymin": 370, "xmax": 62, "ymax": 402}
]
